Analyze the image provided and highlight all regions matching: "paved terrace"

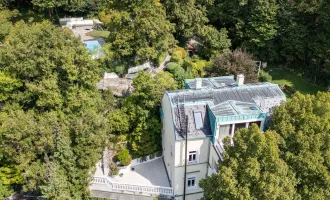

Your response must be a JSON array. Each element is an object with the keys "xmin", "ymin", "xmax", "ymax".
[{"xmin": 91, "ymin": 157, "xmax": 172, "ymax": 198}]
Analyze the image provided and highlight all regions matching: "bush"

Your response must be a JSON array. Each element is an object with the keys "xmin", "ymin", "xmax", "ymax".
[
  {"xmin": 171, "ymin": 47, "xmax": 187, "ymax": 63},
  {"xmin": 259, "ymin": 70, "xmax": 272, "ymax": 82},
  {"xmin": 166, "ymin": 62, "xmax": 180, "ymax": 71},
  {"xmin": 109, "ymin": 163, "xmax": 119, "ymax": 176},
  {"xmin": 116, "ymin": 149, "xmax": 132, "ymax": 166},
  {"xmin": 166, "ymin": 62, "xmax": 186, "ymax": 85}
]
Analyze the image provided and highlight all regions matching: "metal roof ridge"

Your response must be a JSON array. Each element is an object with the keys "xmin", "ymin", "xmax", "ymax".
[{"xmin": 227, "ymin": 100, "xmax": 241, "ymax": 115}]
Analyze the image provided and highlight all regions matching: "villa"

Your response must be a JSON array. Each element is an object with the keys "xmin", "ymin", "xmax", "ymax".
[
  {"xmin": 160, "ymin": 74, "xmax": 286, "ymax": 200},
  {"xmin": 90, "ymin": 74, "xmax": 286, "ymax": 200}
]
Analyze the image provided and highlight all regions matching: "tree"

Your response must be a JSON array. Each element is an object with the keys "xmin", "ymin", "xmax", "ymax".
[
  {"xmin": 0, "ymin": 72, "xmax": 21, "ymax": 101},
  {"xmin": 271, "ymin": 92, "xmax": 330, "ymax": 199},
  {"xmin": 161, "ymin": 0, "xmax": 212, "ymax": 39},
  {"xmin": 31, "ymin": 0, "xmax": 67, "ymax": 17},
  {"xmin": 0, "ymin": 21, "xmax": 112, "ymax": 198},
  {"xmin": 108, "ymin": 109, "xmax": 130, "ymax": 135},
  {"xmin": 103, "ymin": 0, "xmax": 176, "ymax": 70},
  {"xmin": 277, "ymin": 0, "xmax": 330, "ymax": 86},
  {"xmin": 196, "ymin": 26, "xmax": 231, "ymax": 59},
  {"xmin": 206, "ymin": 49, "xmax": 258, "ymax": 83},
  {"xmin": 0, "ymin": 9, "xmax": 19, "ymax": 41},
  {"xmin": 209, "ymin": 0, "xmax": 279, "ymax": 61},
  {"xmin": 122, "ymin": 72, "xmax": 177, "ymax": 156},
  {"xmin": 199, "ymin": 124, "xmax": 298, "ymax": 200}
]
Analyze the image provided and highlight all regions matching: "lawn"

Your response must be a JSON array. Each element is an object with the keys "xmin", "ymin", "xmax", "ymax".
[
  {"xmin": 267, "ymin": 67, "xmax": 326, "ymax": 98},
  {"xmin": 86, "ymin": 30, "xmax": 110, "ymax": 39}
]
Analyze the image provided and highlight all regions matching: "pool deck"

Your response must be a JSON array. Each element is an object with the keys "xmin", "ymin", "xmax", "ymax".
[{"xmin": 71, "ymin": 26, "xmax": 105, "ymax": 44}]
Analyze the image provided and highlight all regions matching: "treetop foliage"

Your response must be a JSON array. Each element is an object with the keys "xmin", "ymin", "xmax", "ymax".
[
  {"xmin": 0, "ymin": 21, "xmax": 112, "ymax": 199},
  {"xmin": 207, "ymin": 49, "xmax": 258, "ymax": 83},
  {"xmin": 201, "ymin": 92, "xmax": 330, "ymax": 200},
  {"xmin": 200, "ymin": 124, "xmax": 298, "ymax": 200},
  {"xmin": 271, "ymin": 92, "xmax": 330, "ymax": 199}
]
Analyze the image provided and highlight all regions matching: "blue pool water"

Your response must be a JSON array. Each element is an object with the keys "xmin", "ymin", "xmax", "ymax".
[{"xmin": 83, "ymin": 40, "xmax": 102, "ymax": 52}]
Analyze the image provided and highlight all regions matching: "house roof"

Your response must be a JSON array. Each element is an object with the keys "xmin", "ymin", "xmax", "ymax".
[
  {"xmin": 185, "ymin": 76, "xmax": 236, "ymax": 89},
  {"xmin": 166, "ymin": 78, "xmax": 286, "ymax": 140}
]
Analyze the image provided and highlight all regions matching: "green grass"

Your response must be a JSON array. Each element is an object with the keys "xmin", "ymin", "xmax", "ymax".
[
  {"xmin": 86, "ymin": 30, "xmax": 110, "ymax": 39},
  {"xmin": 267, "ymin": 67, "xmax": 326, "ymax": 99}
]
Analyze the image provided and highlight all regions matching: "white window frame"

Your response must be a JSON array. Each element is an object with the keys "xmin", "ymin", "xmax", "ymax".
[
  {"xmin": 187, "ymin": 173, "xmax": 198, "ymax": 190},
  {"xmin": 187, "ymin": 150, "xmax": 199, "ymax": 164}
]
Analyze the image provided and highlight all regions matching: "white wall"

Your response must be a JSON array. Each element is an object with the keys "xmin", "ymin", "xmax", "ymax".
[
  {"xmin": 173, "ymin": 138, "xmax": 210, "ymax": 197},
  {"xmin": 208, "ymin": 144, "xmax": 220, "ymax": 176},
  {"xmin": 161, "ymin": 94, "xmax": 176, "ymax": 185}
]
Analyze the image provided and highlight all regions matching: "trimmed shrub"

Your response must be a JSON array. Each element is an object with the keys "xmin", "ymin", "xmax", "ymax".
[
  {"xmin": 166, "ymin": 62, "xmax": 180, "ymax": 71},
  {"xmin": 116, "ymin": 149, "xmax": 132, "ymax": 166}
]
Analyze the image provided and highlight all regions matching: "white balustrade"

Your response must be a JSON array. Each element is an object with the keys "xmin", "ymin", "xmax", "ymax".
[
  {"xmin": 91, "ymin": 176, "xmax": 173, "ymax": 196},
  {"xmin": 214, "ymin": 140, "xmax": 225, "ymax": 160}
]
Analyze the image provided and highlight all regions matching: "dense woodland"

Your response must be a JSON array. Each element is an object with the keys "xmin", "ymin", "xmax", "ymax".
[{"xmin": 0, "ymin": 0, "xmax": 330, "ymax": 199}]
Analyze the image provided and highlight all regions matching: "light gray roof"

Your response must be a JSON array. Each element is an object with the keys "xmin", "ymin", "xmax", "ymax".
[
  {"xmin": 173, "ymin": 104, "xmax": 212, "ymax": 139},
  {"xmin": 166, "ymin": 81, "xmax": 286, "ymax": 139},
  {"xmin": 169, "ymin": 82, "xmax": 285, "ymax": 107},
  {"xmin": 186, "ymin": 76, "xmax": 236, "ymax": 89}
]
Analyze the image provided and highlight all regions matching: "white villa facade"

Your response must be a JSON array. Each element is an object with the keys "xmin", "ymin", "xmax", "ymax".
[{"xmin": 161, "ymin": 75, "xmax": 286, "ymax": 200}]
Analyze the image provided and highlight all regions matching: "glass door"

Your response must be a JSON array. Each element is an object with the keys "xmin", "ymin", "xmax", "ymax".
[{"xmin": 218, "ymin": 124, "xmax": 232, "ymax": 143}]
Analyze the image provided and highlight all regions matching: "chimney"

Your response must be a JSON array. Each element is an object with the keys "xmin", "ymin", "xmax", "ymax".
[
  {"xmin": 195, "ymin": 78, "xmax": 202, "ymax": 89},
  {"xmin": 236, "ymin": 74, "xmax": 244, "ymax": 86}
]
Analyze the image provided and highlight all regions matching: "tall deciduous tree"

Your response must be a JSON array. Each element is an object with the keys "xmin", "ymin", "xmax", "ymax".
[
  {"xmin": 0, "ymin": 8, "xmax": 19, "ymax": 41},
  {"xmin": 277, "ymin": 0, "xmax": 330, "ymax": 86},
  {"xmin": 196, "ymin": 26, "xmax": 231, "ymax": 59},
  {"xmin": 206, "ymin": 49, "xmax": 258, "ymax": 83},
  {"xmin": 271, "ymin": 92, "xmax": 330, "ymax": 199},
  {"xmin": 31, "ymin": 0, "xmax": 67, "ymax": 17},
  {"xmin": 103, "ymin": 0, "xmax": 176, "ymax": 70},
  {"xmin": 122, "ymin": 72, "xmax": 177, "ymax": 156},
  {"xmin": 161, "ymin": 0, "xmax": 212, "ymax": 39},
  {"xmin": 210, "ymin": 0, "xmax": 279, "ymax": 60},
  {"xmin": 0, "ymin": 21, "xmax": 112, "ymax": 199},
  {"xmin": 199, "ymin": 124, "xmax": 298, "ymax": 200}
]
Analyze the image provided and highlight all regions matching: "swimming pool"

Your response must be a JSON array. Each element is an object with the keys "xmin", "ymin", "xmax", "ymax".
[{"xmin": 83, "ymin": 40, "xmax": 102, "ymax": 52}]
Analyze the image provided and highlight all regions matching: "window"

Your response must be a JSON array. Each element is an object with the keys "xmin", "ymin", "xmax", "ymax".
[
  {"xmin": 234, "ymin": 123, "xmax": 246, "ymax": 133},
  {"xmin": 188, "ymin": 151, "xmax": 197, "ymax": 163},
  {"xmin": 218, "ymin": 124, "xmax": 233, "ymax": 142},
  {"xmin": 194, "ymin": 112, "xmax": 203, "ymax": 129},
  {"xmin": 187, "ymin": 177, "xmax": 196, "ymax": 188}
]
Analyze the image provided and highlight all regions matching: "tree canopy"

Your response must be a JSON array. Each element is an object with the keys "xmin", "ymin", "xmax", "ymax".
[
  {"xmin": 201, "ymin": 92, "xmax": 330, "ymax": 200},
  {"xmin": 121, "ymin": 72, "xmax": 177, "ymax": 156},
  {"xmin": 102, "ymin": 0, "xmax": 176, "ymax": 71},
  {"xmin": 0, "ymin": 21, "xmax": 113, "ymax": 199},
  {"xmin": 206, "ymin": 49, "xmax": 258, "ymax": 83},
  {"xmin": 200, "ymin": 124, "xmax": 298, "ymax": 200},
  {"xmin": 271, "ymin": 92, "xmax": 330, "ymax": 199}
]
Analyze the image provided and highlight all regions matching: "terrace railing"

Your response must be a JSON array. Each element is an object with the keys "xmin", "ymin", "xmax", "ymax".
[
  {"xmin": 92, "ymin": 176, "xmax": 174, "ymax": 196},
  {"xmin": 214, "ymin": 140, "xmax": 225, "ymax": 161}
]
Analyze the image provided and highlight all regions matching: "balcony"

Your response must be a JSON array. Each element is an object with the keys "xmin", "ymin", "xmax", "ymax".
[
  {"xmin": 91, "ymin": 176, "xmax": 173, "ymax": 196},
  {"xmin": 214, "ymin": 140, "xmax": 225, "ymax": 161}
]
